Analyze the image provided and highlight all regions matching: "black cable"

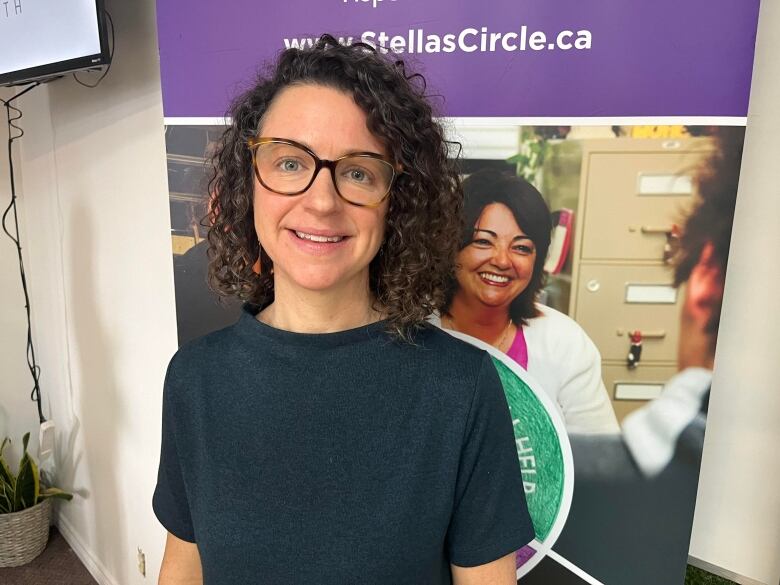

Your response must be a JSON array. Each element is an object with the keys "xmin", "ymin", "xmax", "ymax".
[
  {"xmin": 1, "ymin": 82, "xmax": 45, "ymax": 423},
  {"xmin": 73, "ymin": 10, "xmax": 115, "ymax": 89}
]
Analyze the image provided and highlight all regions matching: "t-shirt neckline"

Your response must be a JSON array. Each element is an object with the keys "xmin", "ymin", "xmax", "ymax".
[{"xmin": 236, "ymin": 303, "xmax": 389, "ymax": 348}]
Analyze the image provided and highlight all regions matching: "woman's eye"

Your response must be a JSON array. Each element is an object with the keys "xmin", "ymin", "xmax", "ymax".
[
  {"xmin": 278, "ymin": 158, "xmax": 304, "ymax": 172},
  {"xmin": 471, "ymin": 238, "xmax": 491, "ymax": 247},
  {"xmin": 344, "ymin": 167, "xmax": 374, "ymax": 184},
  {"xmin": 513, "ymin": 245, "xmax": 535, "ymax": 255}
]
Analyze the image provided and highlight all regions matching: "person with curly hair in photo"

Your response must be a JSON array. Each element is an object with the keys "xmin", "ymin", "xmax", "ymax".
[
  {"xmin": 535, "ymin": 128, "xmax": 745, "ymax": 585},
  {"xmin": 153, "ymin": 35, "xmax": 533, "ymax": 585}
]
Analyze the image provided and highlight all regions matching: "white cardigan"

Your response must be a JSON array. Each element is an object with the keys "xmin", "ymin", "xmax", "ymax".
[{"xmin": 523, "ymin": 304, "xmax": 619, "ymax": 434}]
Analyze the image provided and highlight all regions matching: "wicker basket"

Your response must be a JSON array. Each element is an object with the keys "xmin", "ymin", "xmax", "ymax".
[{"xmin": 0, "ymin": 498, "xmax": 53, "ymax": 567}]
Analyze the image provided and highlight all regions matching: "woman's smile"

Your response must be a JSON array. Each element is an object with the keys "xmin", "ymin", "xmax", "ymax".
[
  {"xmin": 478, "ymin": 271, "xmax": 513, "ymax": 286},
  {"xmin": 286, "ymin": 228, "xmax": 352, "ymax": 255}
]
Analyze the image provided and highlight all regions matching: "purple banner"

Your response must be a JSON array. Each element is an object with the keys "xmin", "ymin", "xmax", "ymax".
[{"xmin": 156, "ymin": 0, "xmax": 759, "ymax": 119}]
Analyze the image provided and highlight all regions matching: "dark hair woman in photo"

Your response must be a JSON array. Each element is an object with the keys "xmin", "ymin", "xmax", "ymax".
[
  {"xmin": 153, "ymin": 36, "xmax": 533, "ymax": 585},
  {"xmin": 441, "ymin": 170, "xmax": 619, "ymax": 434}
]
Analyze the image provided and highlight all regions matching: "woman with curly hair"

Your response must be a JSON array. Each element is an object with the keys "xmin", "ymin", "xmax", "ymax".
[
  {"xmin": 441, "ymin": 170, "xmax": 619, "ymax": 435},
  {"xmin": 153, "ymin": 36, "xmax": 533, "ymax": 585}
]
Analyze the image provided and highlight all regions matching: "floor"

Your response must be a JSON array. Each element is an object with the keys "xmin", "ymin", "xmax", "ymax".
[{"xmin": 0, "ymin": 527, "xmax": 98, "ymax": 585}]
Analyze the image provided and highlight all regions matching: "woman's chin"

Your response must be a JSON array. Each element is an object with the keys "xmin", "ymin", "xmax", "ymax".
[
  {"xmin": 293, "ymin": 277, "xmax": 344, "ymax": 293},
  {"xmin": 285, "ymin": 267, "xmax": 359, "ymax": 294},
  {"xmin": 478, "ymin": 287, "xmax": 522, "ymax": 308}
]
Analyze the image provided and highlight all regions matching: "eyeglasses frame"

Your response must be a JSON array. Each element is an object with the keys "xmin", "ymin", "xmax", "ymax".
[{"xmin": 247, "ymin": 137, "xmax": 400, "ymax": 208}]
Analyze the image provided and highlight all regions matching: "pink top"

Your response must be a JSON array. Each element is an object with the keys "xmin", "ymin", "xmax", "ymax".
[{"xmin": 505, "ymin": 326, "xmax": 529, "ymax": 370}]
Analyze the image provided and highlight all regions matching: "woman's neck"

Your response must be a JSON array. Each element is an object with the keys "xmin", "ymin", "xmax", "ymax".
[
  {"xmin": 445, "ymin": 294, "xmax": 513, "ymax": 345},
  {"xmin": 258, "ymin": 273, "xmax": 382, "ymax": 333}
]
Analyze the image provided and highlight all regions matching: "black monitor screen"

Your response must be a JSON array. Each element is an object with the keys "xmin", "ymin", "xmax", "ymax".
[{"xmin": 0, "ymin": 0, "xmax": 109, "ymax": 86}]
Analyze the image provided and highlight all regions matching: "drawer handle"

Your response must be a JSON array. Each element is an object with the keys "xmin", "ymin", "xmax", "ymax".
[
  {"xmin": 640, "ymin": 226, "xmax": 673, "ymax": 235},
  {"xmin": 617, "ymin": 329, "xmax": 667, "ymax": 339},
  {"xmin": 640, "ymin": 225, "xmax": 681, "ymax": 264}
]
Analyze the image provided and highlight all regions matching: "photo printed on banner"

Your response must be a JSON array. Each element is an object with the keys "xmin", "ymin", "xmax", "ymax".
[{"xmin": 164, "ymin": 121, "xmax": 745, "ymax": 583}]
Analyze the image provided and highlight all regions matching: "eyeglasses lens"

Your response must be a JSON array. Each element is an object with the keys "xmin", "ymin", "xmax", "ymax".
[{"xmin": 254, "ymin": 142, "xmax": 394, "ymax": 206}]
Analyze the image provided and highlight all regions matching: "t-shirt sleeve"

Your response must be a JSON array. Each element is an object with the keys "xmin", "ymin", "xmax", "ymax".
[
  {"xmin": 152, "ymin": 358, "xmax": 196, "ymax": 542},
  {"xmin": 446, "ymin": 353, "xmax": 535, "ymax": 567}
]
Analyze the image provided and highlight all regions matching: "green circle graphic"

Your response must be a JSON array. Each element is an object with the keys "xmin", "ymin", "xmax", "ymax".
[
  {"xmin": 441, "ymin": 327, "xmax": 574, "ymax": 578},
  {"xmin": 492, "ymin": 357, "xmax": 564, "ymax": 541}
]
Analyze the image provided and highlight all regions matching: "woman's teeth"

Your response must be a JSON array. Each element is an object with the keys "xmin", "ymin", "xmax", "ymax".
[
  {"xmin": 295, "ymin": 231, "xmax": 344, "ymax": 243},
  {"xmin": 480, "ymin": 272, "xmax": 510, "ymax": 283}
]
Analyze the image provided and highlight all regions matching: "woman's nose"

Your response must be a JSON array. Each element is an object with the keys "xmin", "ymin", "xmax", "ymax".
[
  {"xmin": 491, "ymin": 247, "xmax": 511, "ymax": 269},
  {"xmin": 302, "ymin": 167, "xmax": 341, "ymax": 214}
]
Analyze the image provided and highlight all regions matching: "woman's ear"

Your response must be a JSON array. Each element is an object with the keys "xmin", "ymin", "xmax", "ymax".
[{"xmin": 683, "ymin": 242, "xmax": 724, "ymax": 329}]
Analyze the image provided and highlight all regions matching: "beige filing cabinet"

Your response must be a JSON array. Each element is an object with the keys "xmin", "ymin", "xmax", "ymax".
[{"xmin": 568, "ymin": 137, "xmax": 713, "ymax": 422}]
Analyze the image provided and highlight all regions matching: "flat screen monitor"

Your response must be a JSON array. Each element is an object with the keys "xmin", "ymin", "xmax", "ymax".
[{"xmin": 0, "ymin": 0, "xmax": 111, "ymax": 87}]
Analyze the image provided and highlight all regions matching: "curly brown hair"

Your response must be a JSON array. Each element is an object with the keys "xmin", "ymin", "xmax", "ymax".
[
  {"xmin": 674, "ymin": 127, "xmax": 744, "ymax": 342},
  {"xmin": 206, "ymin": 34, "xmax": 462, "ymax": 338}
]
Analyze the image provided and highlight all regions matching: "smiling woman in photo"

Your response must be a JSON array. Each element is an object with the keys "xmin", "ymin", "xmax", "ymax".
[
  {"xmin": 441, "ymin": 170, "xmax": 619, "ymax": 434},
  {"xmin": 153, "ymin": 37, "xmax": 533, "ymax": 585}
]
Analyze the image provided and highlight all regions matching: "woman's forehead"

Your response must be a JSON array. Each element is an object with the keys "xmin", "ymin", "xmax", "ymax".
[
  {"xmin": 475, "ymin": 203, "xmax": 529, "ymax": 236},
  {"xmin": 259, "ymin": 84, "xmax": 387, "ymax": 157}
]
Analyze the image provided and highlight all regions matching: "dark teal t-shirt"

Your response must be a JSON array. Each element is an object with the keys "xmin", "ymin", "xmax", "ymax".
[{"xmin": 153, "ymin": 305, "xmax": 533, "ymax": 584}]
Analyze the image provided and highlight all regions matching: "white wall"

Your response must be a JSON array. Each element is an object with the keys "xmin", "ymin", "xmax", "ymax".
[
  {"xmin": 0, "ymin": 89, "xmax": 43, "ymax": 465},
  {"xmin": 13, "ymin": 0, "xmax": 177, "ymax": 582},
  {"xmin": 688, "ymin": 1, "xmax": 780, "ymax": 583}
]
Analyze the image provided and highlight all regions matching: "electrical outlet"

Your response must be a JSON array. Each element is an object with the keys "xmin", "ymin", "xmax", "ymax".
[
  {"xmin": 39, "ymin": 421, "xmax": 55, "ymax": 458},
  {"xmin": 137, "ymin": 548, "xmax": 146, "ymax": 577}
]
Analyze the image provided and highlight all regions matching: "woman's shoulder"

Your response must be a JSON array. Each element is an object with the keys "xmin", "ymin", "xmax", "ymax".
[
  {"xmin": 404, "ymin": 323, "xmax": 497, "ymax": 383},
  {"xmin": 525, "ymin": 304, "xmax": 599, "ymax": 351},
  {"xmin": 405, "ymin": 325, "xmax": 504, "ymax": 411},
  {"xmin": 166, "ymin": 321, "xmax": 244, "ymax": 377},
  {"xmin": 528, "ymin": 303, "xmax": 583, "ymax": 332},
  {"xmin": 410, "ymin": 322, "xmax": 490, "ymax": 363}
]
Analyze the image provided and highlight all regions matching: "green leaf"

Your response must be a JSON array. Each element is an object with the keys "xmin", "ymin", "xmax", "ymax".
[
  {"xmin": 0, "ymin": 433, "xmax": 72, "ymax": 513},
  {"xmin": 12, "ymin": 434, "xmax": 40, "ymax": 511},
  {"xmin": 0, "ymin": 437, "xmax": 15, "ymax": 489},
  {"xmin": 0, "ymin": 481, "xmax": 12, "ymax": 513},
  {"xmin": 38, "ymin": 487, "xmax": 73, "ymax": 502}
]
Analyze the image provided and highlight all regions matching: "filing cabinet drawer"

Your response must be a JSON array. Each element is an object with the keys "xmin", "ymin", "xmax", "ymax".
[
  {"xmin": 581, "ymin": 151, "xmax": 704, "ymax": 261},
  {"xmin": 602, "ymin": 363, "xmax": 679, "ymax": 423},
  {"xmin": 574, "ymin": 263, "xmax": 681, "ymax": 363}
]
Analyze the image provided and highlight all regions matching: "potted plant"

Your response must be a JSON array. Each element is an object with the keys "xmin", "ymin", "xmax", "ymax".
[{"xmin": 0, "ymin": 432, "xmax": 73, "ymax": 567}]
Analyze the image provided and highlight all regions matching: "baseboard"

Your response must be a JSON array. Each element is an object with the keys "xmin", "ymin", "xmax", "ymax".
[
  {"xmin": 56, "ymin": 514, "xmax": 120, "ymax": 585},
  {"xmin": 688, "ymin": 555, "xmax": 769, "ymax": 585}
]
